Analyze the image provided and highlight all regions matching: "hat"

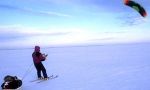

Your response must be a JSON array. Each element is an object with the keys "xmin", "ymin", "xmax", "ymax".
[{"xmin": 34, "ymin": 46, "xmax": 40, "ymax": 52}]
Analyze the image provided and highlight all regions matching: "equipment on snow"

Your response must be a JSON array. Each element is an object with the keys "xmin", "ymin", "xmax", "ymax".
[
  {"xmin": 37, "ymin": 75, "xmax": 58, "ymax": 83},
  {"xmin": 1, "ymin": 75, "xmax": 22, "ymax": 90},
  {"xmin": 30, "ymin": 75, "xmax": 58, "ymax": 83}
]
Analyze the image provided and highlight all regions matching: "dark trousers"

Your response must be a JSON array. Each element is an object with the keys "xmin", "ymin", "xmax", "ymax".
[{"xmin": 34, "ymin": 62, "xmax": 48, "ymax": 78}]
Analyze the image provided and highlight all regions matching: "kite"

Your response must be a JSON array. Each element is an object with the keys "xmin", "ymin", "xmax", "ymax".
[{"xmin": 124, "ymin": 0, "xmax": 147, "ymax": 17}]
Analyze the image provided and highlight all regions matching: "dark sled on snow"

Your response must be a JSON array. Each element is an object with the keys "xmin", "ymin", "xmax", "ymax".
[{"xmin": 1, "ymin": 75, "xmax": 22, "ymax": 90}]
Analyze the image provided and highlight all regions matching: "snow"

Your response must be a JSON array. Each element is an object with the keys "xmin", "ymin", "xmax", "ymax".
[{"xmin": 1, "ymin": 42, "xmax": 150, "ymax": 90}]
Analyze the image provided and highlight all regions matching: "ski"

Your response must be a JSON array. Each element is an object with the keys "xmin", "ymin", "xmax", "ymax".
[
  {"xmin": 30, "ymin": 79, "xmax": 40, "ymax": 82},
  {"xmin": 37, "ymin": 75, "xmax": 58, "ymax": 83},
  {"xmin": 30, "ymin": 75, "xmax": 54, "ymax": 82}
]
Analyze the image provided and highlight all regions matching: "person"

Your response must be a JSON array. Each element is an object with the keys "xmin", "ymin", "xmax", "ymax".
[
  {"xmin": 32, "ymin": 46, "xmax": 48, "ymax": 80},
  {"xmin": 1, "ymin": 75, "xmax": 22, "ymax": 89}
]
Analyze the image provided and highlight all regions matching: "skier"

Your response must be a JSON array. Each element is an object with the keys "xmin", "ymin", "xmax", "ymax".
[{"xmin": 32, "ymin": 46, "xmax": 49, "ymax": 80}]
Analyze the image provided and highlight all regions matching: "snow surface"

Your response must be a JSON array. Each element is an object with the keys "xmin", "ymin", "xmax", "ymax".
[{"xmin": 1, "ymin": 42, "xmax": 150, "ymax": 90}]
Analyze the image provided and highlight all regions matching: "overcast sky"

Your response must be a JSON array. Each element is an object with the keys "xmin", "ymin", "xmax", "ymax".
[{"xmin": 0, "ymin": 0, "xmax": 150, "ymax": 48}]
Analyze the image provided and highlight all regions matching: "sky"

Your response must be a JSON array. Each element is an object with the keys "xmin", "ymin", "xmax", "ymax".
[{"xmin": 0, "ymin": 0, "xmax": 150, "ymax": 48}]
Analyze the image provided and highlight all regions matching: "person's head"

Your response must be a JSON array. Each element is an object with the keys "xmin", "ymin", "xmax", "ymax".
[{"xmin": 34, "ymin": 46, "xmax": 40, "ymax": 52}]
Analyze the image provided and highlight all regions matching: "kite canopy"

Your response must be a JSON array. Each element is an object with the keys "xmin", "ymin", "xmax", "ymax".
[{"xmin": 124, "ymin": 0, "xmax": 147, "ymax": 17}]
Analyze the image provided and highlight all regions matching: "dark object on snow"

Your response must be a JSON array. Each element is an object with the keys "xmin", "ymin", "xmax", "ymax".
[{"xmin": 1, "ymin": 75, "xmax": 22, "ymax": 89}]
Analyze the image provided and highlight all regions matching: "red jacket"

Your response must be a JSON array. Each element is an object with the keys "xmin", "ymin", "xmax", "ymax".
[{"xmin": 32, "ymin": 52, "xmax": 45, "ymax": 64}]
